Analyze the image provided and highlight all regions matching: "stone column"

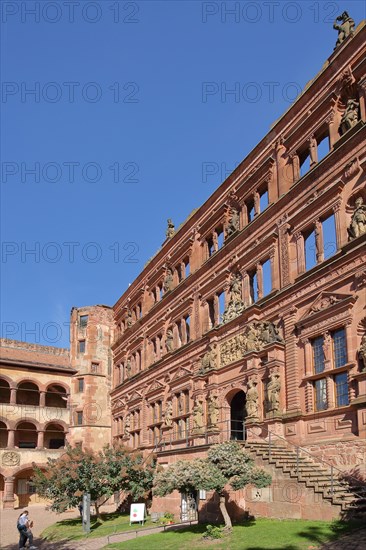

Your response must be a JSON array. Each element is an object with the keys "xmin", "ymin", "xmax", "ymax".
[
  {"xmin": 254, "ymin": 190, "xmax": 260, "ymax": 216},
  {"xmin": 241, "ymin": 270, "xmax": 250, "ymax": 305},
  {"xmin": 3, "ymin": 476, "xmax": 16, "ymax": 509},
  {"xmin": 10, "ymin": 388, "xmax": 17, "ymax": 405},
  {"xmin": 181, "ymin": 317, "xmax": 187, "ymax": 345},
  {"xmin": 332, "ymin": 202, "xmax": 342, "ymax": 249},
  {"xmin": 37, "ymin": 430, "xmax": 45, "ymax": 449},
  {"xmin": 314, "ymin": 219, "xmax": 324, "ymax": 264},
  {"xmin": 326, "ymin": 111, "xmax": 338, "ymax": 150},
  {"xmin": 270, "ymin": 245, "xmax": 279, "ymax": 290},
  {"xmin": 303, "ymin": 339, "xmax": 312, "ymax": 376},
  {"xmin": 290, "ymin": 153, "xmax": 300, "ymax": 182},
  {"xmin": 39, "ymin": 391, "xmax": 46, "ymax": 407},
  {"xmin": 7, "ymin": 429, "xmax": 15, "ymax": 448}
]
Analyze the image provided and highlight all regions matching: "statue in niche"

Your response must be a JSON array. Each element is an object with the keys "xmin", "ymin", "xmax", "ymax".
[
  {"xmin": 193, "ymin": 399, "xmax": 204, "ymax": 430},
  {"xmin": 333, "ymin": 12, "xmax": 355, "ymax": 49},
  {"xmin": 226, "ymin": 207, "xmax": 240, "ymax": 237},
  {"xmin": 266, "ymin": 372, "xmax": 281, "ymax": 413},
  {"xmin": 126, "ymin": 310, "xmax": 133, "ymax": 328},
  {"xmin": 359, "ymin": 334, "xmax": 366, "ymax": 372},
  {"xmin": 124, "ymin": 413, "xmax": 131, "ymax": 436},
  {"xmin": 208, "ymin": 395, "xmax": 219, "ymax": 427},
  {"xmin": 339, "ymin": 99, "xmax": 360, "ymax": 135},
  {"xmin": 163, "ymin": 268, "xmax": 174, "ymax": 293},
  {"xmin": 166, "ymin": 219, "xmax": 175, "ymax": 239},
  {"xmin": 222, "ymin": 273, "xmax": 246, "ymax": 324},
  {"xmin": 125, "ymin": 359, "xmax": 132, "ymax": 378},
  {"xmin": 164, "ymin": 400, "xmax": 173, "ymax": 426},
  {"xmin": 348, "ymin": 197, "xmax": 366, "ymax": 240},
  {"xmin": 200, "ymin": 344, "xmax": 218, "ymax": 373},
  {"xmin": 246, "ymin": 380, "xmax": 259, "ymax": 419},
  {"xmin": 165, "ymin": 329, "xmax": 174, "ymax": 352}
]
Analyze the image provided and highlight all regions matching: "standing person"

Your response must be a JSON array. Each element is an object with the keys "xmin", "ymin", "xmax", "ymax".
[
  {"xmin": 25, "ymin": 514, "xmax": 37, "ymax": 550},
  {"xmin": 17, "ymin": 510, "xmax": 29, "ymax": 550}
]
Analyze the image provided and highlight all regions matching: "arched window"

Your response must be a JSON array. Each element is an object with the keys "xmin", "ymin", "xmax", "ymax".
[
  {"xmin": 15, "ymin": 422, "xmax": 37, "ymax": 448},
  {"xmin": 16, "ymin": 382, "xmax": 40, "ymax": 406},
  {"xmin": 0, "ymin": 379, "xmax": 11, "ymax": 403},
  {"xmin": 45, "ymin": 384, "xmax": 68, "ymax": 408},
  {"xmin": 44, "ymin": 423, "xmax": 65, "ymax": 449}
]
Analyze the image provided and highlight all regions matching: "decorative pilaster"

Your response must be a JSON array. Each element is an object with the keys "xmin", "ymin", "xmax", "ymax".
[
  {"xmin": 283, "ymin": 307, "xmax": 300, "ymax": 413},
  {"xmin": 294, "ymin": 231, "xmax": 305, "ymax": 275},
  {"xmin": 332, "ymin": 201, "xmax": 343, "ymax": 249}
]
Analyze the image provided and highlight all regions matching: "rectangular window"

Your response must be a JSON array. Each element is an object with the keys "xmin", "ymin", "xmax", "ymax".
[
  {"xmin": 332, "ymin": 328, "xmax": 347, "ymax": 368},
  {"xmin": 78, "ymin": 340, "xmax": 86, "ymax": 354},
  {"xmin": 79, "ymin": 315, "xmax": 88, "ymax": 328},
  {"xmin": 184, "ymin": 258, "xmax": 190, "ymax": 278},
  {"xmin": 91, "ymin": 362, "xmax": 99, "ymax": 373},
  {"xmin": 312, "ymin": 336, "xmax": 325, "ymax": 374},
  {"xmin": 78, "ymin": 378, "xmax": 84, "ymax": 392},
  {"xmin": 322, "ymin": 214, "xmax": 337, "ymax": 260},
  {"xmin": 262, "ymin": 259, "xmax": 272, "ymax": 297},
  {"xmin": 76, "ymin": 411, "xmax": 83, "ymax": 425},
  {"xmin": 317, "ymin": 134, "xmax": 330, "ymax": 162},
  {"xmin": 207, "ymin": 237, "xmax": 214, "ymax": 257},
  {"xmin": 246, "ymin": 199, "xmax": 255, "ymax": 223},
  {"xmin": 300, "ymin": 152, "xmax": 310, "ymax": 178},
  {"xmin": 335, "ymin": 372, "xmax": 349, "ymax": 407},
  {"xmin": 184, "ymin": 391, "xmax": 190, "ymax": 413},
  {"xmin": 304, "ymin": 229, "xmax": 317, "ymax": 271},
  {"xmin": 218, "ymin": 291, "xmax": 225, "ymax": 320},
  {"xmin": 185, "ymin": 316, "xmax": 190, "ymax": 342},
  {"xmin": 314, "ymin": 378, "xmax": 327, "ymax": 411},
  {"xmin": 259, "ymin": 189, "xmax": 269, "ymax": 212},
  {"xmin": 217, "ymin": 229, "xmax": 224, "ymax": 248}
]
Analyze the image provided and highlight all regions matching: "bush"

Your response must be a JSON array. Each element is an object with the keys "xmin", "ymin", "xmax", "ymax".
[
  {"xmin": 203, "ymin": 524, "xmax": 224, "ymax": 539},
  {"xmin": 160, "ymin": 512, "xmax": 175, "ymax": 525}
]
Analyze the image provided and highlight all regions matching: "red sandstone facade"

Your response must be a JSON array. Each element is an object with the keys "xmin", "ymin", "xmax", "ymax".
[{"xmin": 110, "ymin": 23, "xmax": 366, "ymax": 520}]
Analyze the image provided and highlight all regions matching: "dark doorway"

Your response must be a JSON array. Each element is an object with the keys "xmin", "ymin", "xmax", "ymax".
[{"xmin": 230, "ymin": 391, "xmax": 246, "ymax": 440}]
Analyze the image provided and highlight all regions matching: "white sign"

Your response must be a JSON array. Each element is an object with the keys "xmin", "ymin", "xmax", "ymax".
[{"xmin": 130, "ymin": 503, "xmax": 146, "ymax": 525}]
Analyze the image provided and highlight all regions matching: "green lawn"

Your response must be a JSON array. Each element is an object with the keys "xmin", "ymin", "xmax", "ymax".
[
  {"xmin": 103, "ymin": 518, "xmax": 363, "ymax": 550},
  {"xmin": 41, "ymin": 512, "xmax": 154, "ymax": 541}
]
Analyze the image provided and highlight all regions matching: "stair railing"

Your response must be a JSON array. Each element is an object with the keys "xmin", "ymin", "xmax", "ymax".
[{"xmin": 245, "ymin": 423, "xmax": 366, "ymax": 500}]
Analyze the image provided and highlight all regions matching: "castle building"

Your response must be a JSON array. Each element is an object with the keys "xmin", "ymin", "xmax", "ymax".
[
  {"xmin": 1, "ymin": 15, "xmax": 366, "ymax": 519},
  {"xmin": 110, "ymin": 20, "xmax": 366, "ymax": 520}
]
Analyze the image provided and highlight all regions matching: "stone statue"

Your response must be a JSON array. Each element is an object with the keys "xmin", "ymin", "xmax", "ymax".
[
  {"xmin": 259, "ymin": 321, "xmax": 284, "ymax": 345},
  {"xmin": 359, "ymin": 335, "xmax": 366, "ymax": 372},
  {"xmin": 208, "ymin": 395, "xmax": 219, "ymax": 427},
  {"xmin": 126, "ymin": 310, "xmax": 133, "ymax": 328},
  {"xmin": 125, "ymin": 359, "xmax": 132, "ymax": 377},
  {"xmin": 339, "ymin": 99, "xmax": 360, "ymax": 135},
  {"xmin": 163, "ymin": 268, "xmax": 174, "ymax": 293},
  {"xmin": 267, "ymin": 372, "xmax": 281, "ymax": 413},
  {"xmin": 193, "ymin": 399, "xmax": 204, "ymax": 430},
  {"xmin": 245, "ymin": 323, "xmax": 261, "ymax": 351},
  {"xmin": 166, "ymin": 219, "xmax": 175, "ymax": 239},
  {"xmin": 221, "ymin": 274, "xmax": 246, "ymax": 324},
  {"xmin": 200, "ymin": 344, "xmax": 217, "ymax": 373},
  {"xmin": 348, "ymin": 197, "xmax": 366, "ymax": 240},
  {"xmin": 333, "ymin": 12, "xmax": 355, "ymax": 49},
  {"xmin": 226, "ymin": 207, "xmax": 240, "ymax": 237},
  {"xmin": 246, "ymin": 380, "xmax": 259, "ymax": 419},
  {"xmin": 164, "ymin": 400, "xmax": 173, "ymax": 426},
  {"xmin": 124, "ymin": 413, "xmax": 131, "ymax": 436},
  {"xmin": 165, "ymin": 329, "xmax": 174, "ymax": 352}
]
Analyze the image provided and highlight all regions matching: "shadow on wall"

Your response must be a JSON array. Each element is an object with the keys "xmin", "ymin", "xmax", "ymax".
[{"xmin": 199, "ymin": 490, "xmax": 251, "ymax": 524}]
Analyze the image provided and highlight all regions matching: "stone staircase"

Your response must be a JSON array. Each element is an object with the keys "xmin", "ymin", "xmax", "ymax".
[{"xmin": 245, "ymin": 441, "xmax": 366, "ymax": 519}]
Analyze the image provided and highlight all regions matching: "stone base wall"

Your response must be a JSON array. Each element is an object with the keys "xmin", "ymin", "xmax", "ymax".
[{"xmin": 302, "ymin": 439, "xmax": 366, "ymax": 478}]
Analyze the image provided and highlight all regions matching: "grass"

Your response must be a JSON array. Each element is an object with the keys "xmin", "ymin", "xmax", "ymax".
[
  {"xmin": 103, "ymin": 518, "xmax": 363, "ymax": 550},
  {"xmin": 41, "ymin": 512, "xmax": 154, "ymax": 541}
]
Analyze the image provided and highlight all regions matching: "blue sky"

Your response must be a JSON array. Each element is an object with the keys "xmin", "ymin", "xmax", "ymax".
[{"xmin": 1, "ymin": 1, "xmax": 365, "ymax": 348}]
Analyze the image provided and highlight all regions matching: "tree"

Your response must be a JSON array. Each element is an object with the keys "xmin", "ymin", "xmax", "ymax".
[
  {"xmin": 153, "ymin": 441, "xmax": 271, "ymax": 529},
  {"xmin": 32, "ymin": 444, "xmax": 155, "ymax": 519}
]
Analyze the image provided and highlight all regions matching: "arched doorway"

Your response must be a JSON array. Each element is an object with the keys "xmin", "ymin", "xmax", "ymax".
[{"xmin": 230, "ymin": 391, "xmax": 246, "ymax": 441}]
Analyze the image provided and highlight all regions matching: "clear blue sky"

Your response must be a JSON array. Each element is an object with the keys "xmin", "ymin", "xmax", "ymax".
[{"xmin": 1, "ymin": 1, "xmax": 365, "ymax": 348}]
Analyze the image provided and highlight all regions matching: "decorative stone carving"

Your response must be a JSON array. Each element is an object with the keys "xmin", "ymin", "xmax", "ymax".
[
  {"xmin": 165, "ymin": 329, "xmax": 174, "ymax": 352},
  {"xmin": 333, "ymin": 11, "xmax": 355, "ymax": 49},
  {"xmin": 164, "ymin": 400, "xmax": 173, "ymax": 426},
  {"xmin": 359, "ymin": 334, "xmax": 366, "ymax": 372},
  {"xmin": 199, "ymin": 344, "xmax": 218, "ymax": 374},
  {"xmin": 226, "ymin": 207, "xmax": 240, "ymax": 237},
  {"xmin": 163, "ymin": 268, "xmax": 174, "ymax": 293},
  {"xmin": 245, "ymin": 379, "xmax": 259, "ymax": 419},
  {"xmin": 348, "ymin": 197, "xmax": 366, "ymax": 240},
  {"xmin": 339, "ymin": 99, "xmax": 360, "ymax": 135},
  {"xmin": 166, "ymin": 218, "xmax": 175, "ymax": 239},
  {"xmin": 220, "ymin": 321, "xmax": 284, "ymax": 367},
  {"xmin": 2, "ymin": 451, "xmax": 20, "ymax": 467},
  {"xmin": 309, "ymin": 295, "xmax": 340, "ymax": 314},
  {"xmin": 221, "ymin": 273, "xmax": 246, "ymax": 324},
  {"xmin": 266, "ymin": 371, "xmax": 281, "ymax": 413},
  {"xmin": 192, "ymin": 398, "xmax": 204, "ymax": 430},
  {"xmin": 207, "ymin": 395, "xmax": 219, "ymax": 428}
]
